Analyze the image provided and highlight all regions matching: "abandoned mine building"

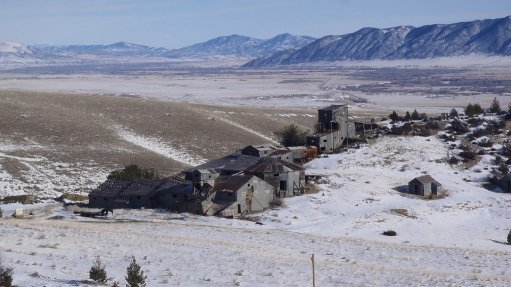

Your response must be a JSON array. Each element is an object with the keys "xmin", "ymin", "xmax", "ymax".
[
  {"xmin": 408, "ymin": 175, "xmax": 442, "ymax": 196},
  {"xmin": 307, "ymin": 104, "xmax": 356, "ymax": 154},
  {"xmin": 205, "ymin": 174, "xmax": 273, "ymax": 217}
]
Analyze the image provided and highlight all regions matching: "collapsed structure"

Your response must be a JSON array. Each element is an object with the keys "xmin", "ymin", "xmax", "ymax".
[
  {"xmin": 89, "ymin": 143, "xmax": 307, "ymax": 217},
  {"xmin": 89, "ymin": 104, "xmax": 353, "ymax": 217}
]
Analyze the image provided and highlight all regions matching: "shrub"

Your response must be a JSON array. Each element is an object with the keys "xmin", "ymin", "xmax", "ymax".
[
  {"xmin": 508, "ymin": 229, "xmax": 511, "ymax": 245},
  {"xmin": 107, "ymin": 165, "xmax": 159, "ymax": 182},
  {"xmin": 467, "ymin": 117, "xmax": 484, "ymax": 127},
  {"xmin": 274, "ymin": 124, "xmax": 307, "ymax": 147},
  {"xmin": 89, "ymin": 256, "xmax": 107, "ymax": 284},
  {"xmin": 0, "ymin": 255, "xmax": 13, "ymax": 287},
  {"xmin": 448, "ymin": 119, "xmax": 469, "ymax": 134},
  {"xmin": 498, "ymin": 164, "xmax": 509, "ymax": 174},
  {"xmin": 486, "ymin": 120, "xmax": 505, "ymax": 135},
  {"xmin": 472, "ymin": 128, "xmax": 488, "ymax": 138},
  {"xmin": 419, "ymin": 127, "xmax": 431, "ymax": 137},
  {"xmin": 126, "ymin": 256, "xmax": 146, "ymax": 287},
  {"xmin": 425, "ymin": 120, "xmax": 440, "ymax": 130},
  {"xmin": 490, "ymin": 97, "xmax": 501, "ymax": 114},
  {"xmin": 500, "ymin": 143, "xmax": 511, "ymax": 157},
  {"xmin": 459, "ymin": 145, "xmax": 476, "ymax": 160},
  {"xmin": 477, "ymin": 138, "xmax": 493, "ymax": 148},
  {"xmin": 382, "ymin": 230, "xmax": 397, "ymax": 236},
  {"xmin": 270, "ymin": 198, "xmax": 284, "ymax": 208}
]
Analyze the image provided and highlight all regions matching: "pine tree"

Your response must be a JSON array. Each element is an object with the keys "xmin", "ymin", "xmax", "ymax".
[
  {"xmin": 89, "ymin": 256, "xmax": 107, "ymax": 284},
  {"xmin": 465, "ymin": 103, "xmax": 475, "ymax": 116},
  {"xmin": 404, "ymin": 111, "xmax": 411, "ymax": 121},
  {"xmin": 274, "ymin": 124, "xmax": 308, "ymax": 147},
  {"xmin": 490, "ymin": 97, "xmax": 501, "ymax": 113},
  {"xmin": 449, "ymin": 108, "xmax": 458, "ymax": 118},
  {"xmin": 0, "ymin": 255, "xmax": 13, "ymax": 287},
  {"xmin": 389, "ymin": 111, "xmax": 399, "ymax": 122},
  {"xmin": 411, "ymin": 109, "xmax": 420, "ymax": 120},
  {"xmin": 125, "ymin": 256, "xmax": 146, "ymax": 287},
  {"xmin": 473, "ymin": 103, "xmax": 483, "ymax": 115}
]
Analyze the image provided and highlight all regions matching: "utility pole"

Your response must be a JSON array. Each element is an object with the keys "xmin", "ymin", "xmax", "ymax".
[{"xmin": 311, "ymin": 253, "xmax": 316, "ymax": 287}]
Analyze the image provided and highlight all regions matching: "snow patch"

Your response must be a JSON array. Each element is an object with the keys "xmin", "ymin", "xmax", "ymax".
[{"xmin": 115, "ymin": 126, "xmax": 206, "ymax": 166}]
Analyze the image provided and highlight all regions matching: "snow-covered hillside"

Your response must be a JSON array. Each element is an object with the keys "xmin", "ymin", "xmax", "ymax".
[
  {"xmin": 1, "ymin": 135, "xmax": 511, "ymax": 286},
  {"xmin": 258, "ymin": 136, "xmax": 511, "ymax": 248}
]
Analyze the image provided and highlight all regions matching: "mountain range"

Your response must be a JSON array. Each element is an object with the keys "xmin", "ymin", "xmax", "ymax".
[
  {"xmin": 244, "ymin": 16, "xmax": 511, "ymax": 67},
  {"xmin": 1, "ymin": 15, "xmax": 511, "ymax": 68},
  {"xmin": 0, "ymin": 33, "xmax": 316, "ymax": 66}
]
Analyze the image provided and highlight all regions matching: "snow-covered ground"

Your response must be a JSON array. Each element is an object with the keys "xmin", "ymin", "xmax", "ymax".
[
  {"xmin": 0, "ymin": 140, "xmax": 108, "ymax": 198},
  {"xmin": 115, "ymin": 126, "xmax": 206, "ymax": 166},
  {"xmin": 1, "ymin": 135, "xmax": 511, "ymax": 286}
]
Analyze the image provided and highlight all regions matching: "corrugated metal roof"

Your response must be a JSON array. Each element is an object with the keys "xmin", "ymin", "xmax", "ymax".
[
  {"xmin": 410, "ymin": 175, "xmax": 441, "ymax": 185},
  {"xmin": 245, "ymin": 157, "xmax": 303, "ymax": 173},
  {"xmin": 89, "ymin": 180, "xmax": 132, "ymax": 197},
  {"xmin": 184, "ymin": 153, "xmax": 260, "ymax": 174},
  {"xmin": 119, "ymin": 179, "xmax": 166, "ymax": 196}
]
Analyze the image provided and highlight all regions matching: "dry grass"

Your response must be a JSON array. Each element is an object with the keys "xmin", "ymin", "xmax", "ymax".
[{"xmin": 0, "ymin": 90, "xmax": 316, "ymax": 196}]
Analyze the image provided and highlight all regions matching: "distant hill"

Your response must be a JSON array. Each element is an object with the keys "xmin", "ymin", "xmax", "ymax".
[
  {"xmin": 37, "ymin": 42, "xmax": 170, "ymax": 57},
  {"xmin": 0, "ymin": 33, "xmax": 316, "ymax": 66},
  {"xmin": 244, "ymin": 16, "xmax": 511, "ymax": 67},
  {"xmin": 166, "ymin": 33, "xmax": 316, "ymax": 58}
]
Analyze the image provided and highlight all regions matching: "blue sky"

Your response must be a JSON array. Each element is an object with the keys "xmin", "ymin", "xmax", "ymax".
[{"xmin": 1, "ymin": 0, "xmax": 510, "ymax": 49}]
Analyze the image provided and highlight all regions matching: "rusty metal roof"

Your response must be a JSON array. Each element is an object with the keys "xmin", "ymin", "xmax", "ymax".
[{"xmin": 211, "ymin": 175, "xmax": 255, "ymax": 193}]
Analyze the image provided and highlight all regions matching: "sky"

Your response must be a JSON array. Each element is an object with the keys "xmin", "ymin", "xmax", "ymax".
[{"xmin": 0, "ymin": 0, "xmax": 510, "ymax": 49}]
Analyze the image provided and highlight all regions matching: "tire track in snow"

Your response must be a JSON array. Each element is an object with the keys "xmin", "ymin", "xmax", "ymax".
[{"xmin": 115, "ymin": 126, "xmax": 206, "ymax": 166}]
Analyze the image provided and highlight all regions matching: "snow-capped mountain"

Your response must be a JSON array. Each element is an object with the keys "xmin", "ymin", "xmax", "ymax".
[
  {"xmin": 166, "ymin": 33, "xmax": 316, "ymax": 58},
  {"xmin": 244, "ymin": 15, "xmax": 511, "ymax": 67},
  {"xmin": 37, "ymin": 42, "xmax": 170, "ymax": 57},
  {"xmin": 0, "ymin": 42, "xmax": 34, "ymax": 54}
]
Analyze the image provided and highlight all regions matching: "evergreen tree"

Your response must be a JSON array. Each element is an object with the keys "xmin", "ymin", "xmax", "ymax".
[
  {"xmin": 490, "ymin": 97, "xmax": 501, "ymax": 113},
  {"xmin": 274, "ymin": 124, "xmax": 307, "ymax": 147},
  {"xmin": 411, "ymin": 109, "xmax": 420, "ymax": 120},
  {"xmin": 125, "ymin": 256, "xmax": 146, "ymax": 287},
  {"xmin": 89, "ymin": 256, "xmax": 107, "ymax": 284},
  {"xmin": 107, "ymin": 165, "xmax": 159, "ymax": 182},
  {"xmin": 508, "ymin": 229, "xmax": 511, "ymax": 245},
  {"xmin": 473, "ymin": 103, "xmax": 483, "ymax": 115},
  {"xmin": 449, "ymin": 108, "xmax": 458, "ymax": 118},
  {"xmin": 404, "ymin": 111, "xmax": 411, "ymax": 121},
  {"xmin": 389, "ymin": 111, "xmax": 399, "ymax": 122},
  {"xmin": 465, "ymin": 103, "xmax": 475, "ymax": 116},
  {"xmin": 0, "ymin": 255, "xmax": 13, "ymax": 287}
]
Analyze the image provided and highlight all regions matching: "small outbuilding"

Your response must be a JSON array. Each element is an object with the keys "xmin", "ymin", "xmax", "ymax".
[{"xmin": 408, "ymin": 175, "xmax": 442, "ymax": 196}]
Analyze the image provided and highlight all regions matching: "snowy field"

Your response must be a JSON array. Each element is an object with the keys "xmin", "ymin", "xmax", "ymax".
[
  {"xmin": 1, "ymin": 135, "xmax": 511, "ymax": 286},
  {"xmin": 1, "ymin": 56, "xmax": 511, "ymax": 112}
]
